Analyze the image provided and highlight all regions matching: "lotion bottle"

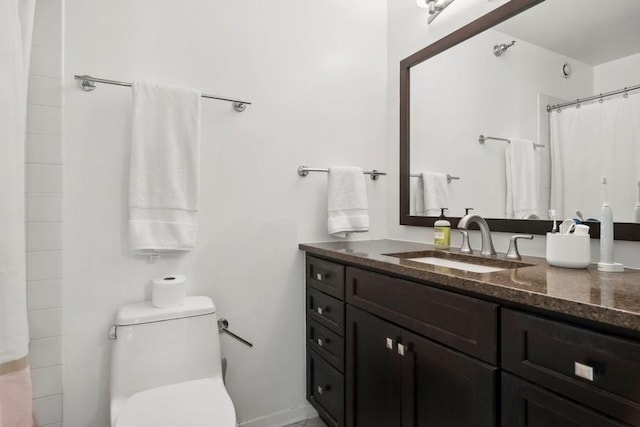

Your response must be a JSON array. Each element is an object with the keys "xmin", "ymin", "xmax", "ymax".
[{"xmin": 434, "ymin": 208, "xmax": 451, "ymax": 249}]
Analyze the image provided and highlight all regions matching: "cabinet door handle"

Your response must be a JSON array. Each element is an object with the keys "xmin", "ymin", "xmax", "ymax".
[
  {"xmin": 398, "ymin": 343, "xmax": 406, "ymax": 356},
  {"xmin": 574, "ymin": 362, "xmax": 594, "ymax": 381},
  {"xmin": 317, "ymin": 385, "xmax": 331, "ymax": 395},
  {"xmin": 316, "ymin": 273, "xmax": 323, "ymax": 280},
  {"xmin": 316, "ymin": 306, "xmax": 329, "ymax": 315},
  {"xmin": 386, "ymin": 337, "xmax": 395, "ymax": 350},
  {"xmin": 317, "ymin": 338, "xmax": 323, "ymax": 347}
]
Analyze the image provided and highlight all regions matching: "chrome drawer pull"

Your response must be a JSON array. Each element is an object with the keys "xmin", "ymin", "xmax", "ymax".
[
  {"xmin": 574, "ymin": 362, "xmax": 594, "ymax": 381},
  {"xmin": 317, "ymin": 385, "xmax": 331, "ymax": 395},
  {"xmin": 317, "ymin": 338, "xmax": 323, "ymax": 347},
  {"xmin": 316, "ymin": 273, "xmax": 323, "ymax": 280},
  {"xmin": 386, "ymin": 337, "xmax": 395, "ymax": 349}
]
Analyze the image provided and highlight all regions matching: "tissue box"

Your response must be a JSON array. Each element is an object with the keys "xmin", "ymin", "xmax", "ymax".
[{"xmin": 546, "ymin": 233, "xmax": 590, "ymax": 269}]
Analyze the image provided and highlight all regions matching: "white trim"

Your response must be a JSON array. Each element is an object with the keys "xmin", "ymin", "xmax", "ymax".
[{"xmin": 238, "ymin": 404, "xmax": 318, "ymax": 427}]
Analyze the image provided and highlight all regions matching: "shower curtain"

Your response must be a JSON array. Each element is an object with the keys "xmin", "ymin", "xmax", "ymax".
[
  {"xmin": 550, "ymin": 92, "xmax": 640, "ymax": 221},
  {"xmin": 0, "ymin": 0, "xmax": 36, "ymax": 426}
]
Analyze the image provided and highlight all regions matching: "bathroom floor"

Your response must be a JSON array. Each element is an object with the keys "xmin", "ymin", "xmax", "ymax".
[{"xmin": 284, "ymin": 416, "xmax": 328, "ymax": 427}]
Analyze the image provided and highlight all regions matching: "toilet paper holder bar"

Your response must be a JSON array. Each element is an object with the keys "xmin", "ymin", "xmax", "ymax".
[{"xmin": 218, "ymin": 318, "xmax": 253, "ymax": 348}]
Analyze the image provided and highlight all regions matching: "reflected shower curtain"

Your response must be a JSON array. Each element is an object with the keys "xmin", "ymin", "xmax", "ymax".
[
  {"xmin": 0, "ymin": 0, "xmax": 36, "ymax": 426},
  {"xmin": 550, "ymin": 92, "xmax": 640, "ymax": 221}
]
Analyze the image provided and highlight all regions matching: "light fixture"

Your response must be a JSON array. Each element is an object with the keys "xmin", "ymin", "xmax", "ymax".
[
  {"xmin": 416, "ymin": 0, "xmax": 455, "ymax": 24},
  {"xmin": 493, "ymin": 40, "xmax": 516, "ymax": 57}
]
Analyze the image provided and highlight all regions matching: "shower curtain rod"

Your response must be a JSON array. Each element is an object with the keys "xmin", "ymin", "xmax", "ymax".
[
  {"xmin": 546, "ymin": 82, "xmax": 640, "ymax": 112},
  {"xmin": 73, "ymin": 74, "xmax": 252, "ymax": 112}
]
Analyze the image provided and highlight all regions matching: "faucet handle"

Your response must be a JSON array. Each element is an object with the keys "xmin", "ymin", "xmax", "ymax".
[
  {"xmin": 459, "ymin": 230, "xmax": 473, "ymax": 254},
  {"xmin": 506, "ymin": 234, "xmax": 534, "ymax": 260}
]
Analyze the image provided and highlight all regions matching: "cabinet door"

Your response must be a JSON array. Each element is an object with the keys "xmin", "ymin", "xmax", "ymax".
[
  {"xmin": 346, "ymin": 306, "xmax": 402, "ymax": 427},
  {"xmin": 403, "ymin": 329, "xmax": 497, "ymax": 427},
  {"xmin": 501, "ymin": 373, "xmax": 629, "ymax": 427}
]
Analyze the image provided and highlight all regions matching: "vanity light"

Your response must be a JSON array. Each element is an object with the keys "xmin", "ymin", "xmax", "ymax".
[{"xmin": 416, "ymin": 0, "xmax": 455, "ymax": 24}]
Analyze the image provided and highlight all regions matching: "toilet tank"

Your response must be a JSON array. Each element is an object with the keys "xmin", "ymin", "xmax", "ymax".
[{"xmin": 110, "ymin": 296, "xmax": 223, "ymax": 412}]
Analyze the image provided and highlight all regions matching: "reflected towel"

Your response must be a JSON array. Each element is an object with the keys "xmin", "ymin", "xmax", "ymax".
[
  {"xmin": 0, "ymin": 358, "xmax": 35, "ymax": 427},
  {"xmin": 129, "ymin": 81, "xmax": 202, "ymax": 251},
  {"xmin": 506, "ymin": 139, "xmax": 538, "ymax": 219},
  {"xmin": 418, "ymin": 172, "xmax": 449, "ymax": 216},
  {"xmin": 327, "ymin": 167, "xmax": 369, "ymax": 237}
]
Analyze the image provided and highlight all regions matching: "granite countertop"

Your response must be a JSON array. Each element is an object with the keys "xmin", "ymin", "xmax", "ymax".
[{"xmin": 299, "ymin": 239, "xmax": 640, "ymax": 333}]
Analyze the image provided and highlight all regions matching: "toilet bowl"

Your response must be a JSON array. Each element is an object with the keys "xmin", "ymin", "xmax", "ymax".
[{"xmin": 110, "ymin": 296, "xmax": 237, "ymax": 427}]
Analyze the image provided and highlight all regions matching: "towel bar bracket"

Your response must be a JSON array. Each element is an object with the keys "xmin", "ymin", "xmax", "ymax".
[
  {"xmin": 232, "ymin": 102, "xmax": 247, "ymax": 112},
  {"xmin": 78, "ymin": 75, "xmax": 97, "ymax": 92}
]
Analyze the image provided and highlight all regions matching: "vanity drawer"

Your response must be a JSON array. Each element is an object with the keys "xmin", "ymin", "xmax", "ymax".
[
  {"xmin": 307, "ymin": 256, "xmax": 345, "ymax": 299},
  {"xmin": 307, "ymin": 287, "xmax": 345, "ymax": 335},
  {"xmin": 307, "ymin": 319, "xmax": 345, "ymax": 372},
  {"xmin": 501, "ymin": 373, "xmax": 629, "ymax": 427},
  {"xmin": 307, "ymin": 348, "xmax": 345, "ymax": 427},
  {"xmin": 502, "ymin": 309, "xmax": 640, "ymax": 425},
  {"xmin": 346, "ymin": 267, "xmax": 498, "ymax": 364}
]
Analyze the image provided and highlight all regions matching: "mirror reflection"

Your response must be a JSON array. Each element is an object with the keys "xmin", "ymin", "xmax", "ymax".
[{"xmin": 409, "ymin": 0, "xmax": 640, "ymax": 223}]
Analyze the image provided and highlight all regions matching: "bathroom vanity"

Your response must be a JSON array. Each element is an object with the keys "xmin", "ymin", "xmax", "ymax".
[{"xmin": 300, "ymin": 240, "xmax": 640, "ymax": 427}]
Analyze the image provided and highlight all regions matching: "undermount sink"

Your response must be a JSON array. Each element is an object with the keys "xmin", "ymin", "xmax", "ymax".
[{"xmin": 384, "ymin": 250, "xmax": 533, "ymax": 274}]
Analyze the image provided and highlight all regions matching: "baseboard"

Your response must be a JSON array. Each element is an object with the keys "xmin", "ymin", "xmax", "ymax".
[{"xmin": 239, "ymin": 403, "xmax": 318, "ymax": 427}]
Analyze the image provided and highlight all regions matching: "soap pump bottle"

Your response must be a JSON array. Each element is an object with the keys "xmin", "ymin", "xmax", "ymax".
[{"xmin": 434, "ymin": 208, "xmax": 451, "ymax": 250}]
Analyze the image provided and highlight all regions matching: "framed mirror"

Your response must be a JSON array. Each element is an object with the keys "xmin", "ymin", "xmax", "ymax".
[{"xmin": 400, "ymin": 0, "xmax": 640, "ymax": 241}]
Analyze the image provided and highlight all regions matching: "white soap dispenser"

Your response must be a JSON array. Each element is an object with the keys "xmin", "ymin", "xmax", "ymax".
[{"xmin": 597, "ymin": 177, "xmax": 624, "ymax": 272}]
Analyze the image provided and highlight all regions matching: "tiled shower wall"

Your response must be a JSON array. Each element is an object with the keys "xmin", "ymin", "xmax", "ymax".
[{"xmin": 26, "ymin": 0, "xmax": 64, "ymax": 426}]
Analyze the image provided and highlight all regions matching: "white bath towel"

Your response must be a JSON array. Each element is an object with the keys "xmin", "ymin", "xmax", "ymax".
[
  {"xmin": 327, "ymin": 167, "xmax": 369, "ymax": 237},
  {"xmin": 419, "ymin": 171, "xmax": 449, "ymax": 216},
  {"xmin": 506, "ymin": 139, "xmax": 538, "ymax": 219},
  {"xmin": 129, "ymin": 81, "xmax": 202, "ymax": 251}
]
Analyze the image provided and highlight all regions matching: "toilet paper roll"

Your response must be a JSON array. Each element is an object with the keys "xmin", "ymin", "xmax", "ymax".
[{"xmin": 152, "ymin": 275, "xmax": 186, "ymax": 308}]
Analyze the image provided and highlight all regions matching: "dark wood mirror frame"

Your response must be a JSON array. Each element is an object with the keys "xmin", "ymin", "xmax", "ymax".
[{"xmin": 399, "ymin": 0, "xmax": 640, "ymax": 241}]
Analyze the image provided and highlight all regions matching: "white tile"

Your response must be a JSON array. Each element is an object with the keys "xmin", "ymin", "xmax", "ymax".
[
  {"xmin": 27, "ymin": 194, "xmax": 63, "ymax": 222},
  {"xmin": 32, "ymin": 17, "xmax": 62, "ymax": 50},
  {"xmin": 29, "ymin": 337, "xmax": 62, "ymax": 368},
  {"xmin": 27, "ymin": 105, "xmax": 62, "ymax": 136},
  {"xmin": 28, "ymin": 76, "xmax": 63, "ymax": 107},
  {"xmin": 27, "ymin": 164, "xmax": 63, "ymax": 193},
  {"xmin": 35, "ymin": 0, "xmax": 62, "ymax": 21},
  {"xmin": 31, "ymin": 366, "xmax": 62, "ymax": 398},
  {"xmin": 33, "ymin": 393, "xmax": 62, "ymax": 426},
  {"xmin": 30, "ymin": 46, "xmax": 62, "ymax": 79},
  {"xmin": 27, "ymin": 134, "xmax": 63, "ymax": 165},
  {"xmin": 27, "ymin": 223, "xmax": 62, "ymax": 251},
  {"xmin": 28, "ymin": 308, "xmax": 62, "ymax": 339},
  {"xmin": 27, "ymin": 280, "xmax": 62, "ymax": 309},
  {"xmin": 27, "ymin": 251, "xmax": 62, "ymax": 281}
]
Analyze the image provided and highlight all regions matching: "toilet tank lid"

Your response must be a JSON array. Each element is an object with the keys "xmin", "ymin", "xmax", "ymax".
[{"xmin": 115, "ymin": 296, "xmax": 216, "ymax": 326}]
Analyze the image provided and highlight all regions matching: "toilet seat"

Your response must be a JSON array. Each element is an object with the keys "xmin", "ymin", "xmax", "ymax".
[{"xmin": 114, "ymin": 378, "xmax": 236, "ymax": 427}]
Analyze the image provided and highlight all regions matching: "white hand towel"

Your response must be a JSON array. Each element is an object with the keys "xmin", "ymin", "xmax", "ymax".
[
  {"xmin": 129, "ymin": 81, "xmax": 202, "ymax": 251},
  {"xmin": 420, "ymin": 171, "xmax": 449, "ymax": 216},
  {"xmin": 506, "ymin": 139, "xmax": 538, "ymax": 219},
  {"xmin": 327, "ymin": 167, "xmax": 370, "ymax": 237}
]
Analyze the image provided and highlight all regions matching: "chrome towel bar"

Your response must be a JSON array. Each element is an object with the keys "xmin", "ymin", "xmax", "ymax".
[
  {"xmin": 74, "ymin": 74, "xmax": 252, "ymax": 112},
  {"xmin": 410, "ymin": 173, "xmax": 459, "ymax": 184},
  {"xmin": 298, "ymin": 165, "xmax": 386, "ymax": 181},
  {"xmin": 479, "ymin": 134, "xmax": 545, "ymax": 149}
]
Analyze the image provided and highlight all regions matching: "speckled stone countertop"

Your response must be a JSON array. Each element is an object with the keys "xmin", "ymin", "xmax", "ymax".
[{"xmin": 299, "ymin": 239, "xmax": 640, "ymax": 334}]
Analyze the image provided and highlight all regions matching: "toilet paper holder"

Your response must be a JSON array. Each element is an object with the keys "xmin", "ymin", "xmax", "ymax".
[{"xmin": 218, "ymin": 318, "xmax": 253, "ymax": 348}]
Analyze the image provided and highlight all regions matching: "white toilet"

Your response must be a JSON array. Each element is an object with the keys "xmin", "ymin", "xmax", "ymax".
[{"xmin": 110, "ymin": 296, "xmax": 237, "ymax": 427}]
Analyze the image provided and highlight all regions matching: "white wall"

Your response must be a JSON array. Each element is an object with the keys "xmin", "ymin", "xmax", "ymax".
[
  {"xmin": 594, "ymin": 52, "xmax": 640, "ymax": 93},
  {"xmin": 386, "ymin": 0, "xmax": 640, "ymax": 269},
  {"xmin": 64, "ymin": 1, "xmax": 387, "ymax": 426},
  {"xmin": 27, "ymin": 0, "xmax": 64, "ymax": 426}
]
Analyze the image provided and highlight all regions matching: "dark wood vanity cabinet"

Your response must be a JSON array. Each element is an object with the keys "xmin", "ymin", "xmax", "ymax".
[
  {"xmin": 304, "ymin": 254, "xmax": 640, "ymax": 427},
  {"xmin": 347, "ymin": 306, "xmax": 497, "ymax": 427}
]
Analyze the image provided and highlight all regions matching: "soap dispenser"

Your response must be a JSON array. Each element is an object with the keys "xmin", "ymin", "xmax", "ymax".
[{"xmin": 434, "ymin": 208, "xmax": 451, "ymax": 250}]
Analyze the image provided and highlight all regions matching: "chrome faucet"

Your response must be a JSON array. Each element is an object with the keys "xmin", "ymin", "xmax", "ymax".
[{"xmin": 457, "ymin": 214, "xmax": 496, "ymax": 256}]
